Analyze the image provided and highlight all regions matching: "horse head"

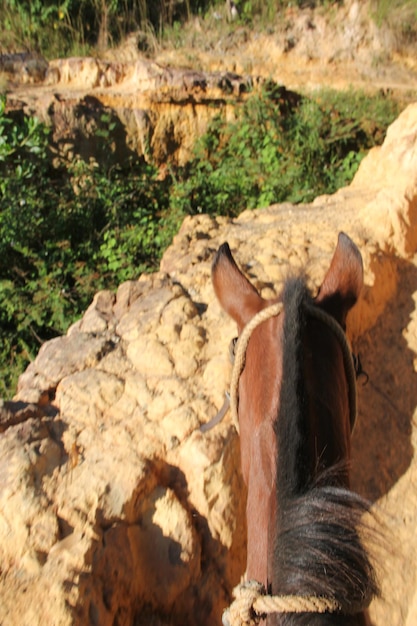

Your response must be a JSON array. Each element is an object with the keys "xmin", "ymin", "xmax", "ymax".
[{"xmin": 213, "ymin": 233, "xmax": 378, "ymax": 624}]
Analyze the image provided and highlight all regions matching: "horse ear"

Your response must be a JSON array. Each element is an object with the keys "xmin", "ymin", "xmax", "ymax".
[
  {"xmin": 212, "ymin": 242, "xmax": 264, "ymax": 328},
  {"xmin": 315, "ymin": 232, "xmax": 363, "ymax": 326}
]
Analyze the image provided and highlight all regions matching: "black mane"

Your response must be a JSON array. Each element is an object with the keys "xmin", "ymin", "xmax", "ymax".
[
  {"xmin": 275, "ymin": 278, "xmax": 312, "ymax": 499},
  {"xmin": 271, "ymin": 278, "xmax": 378, "ymax": 625}
]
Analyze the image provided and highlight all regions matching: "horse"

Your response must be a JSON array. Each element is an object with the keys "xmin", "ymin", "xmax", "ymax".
[{"xmin": 211, "ymin": 232, "xmax": 378, "ymax": 625}]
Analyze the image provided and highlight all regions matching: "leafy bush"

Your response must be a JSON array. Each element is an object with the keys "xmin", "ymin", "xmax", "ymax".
[
  {"xmin": 171, "ymin": 86, "xmax": 400, "ymax": 218},
  {"xmin": 0, "ymin": 0, "xmax": 75, "ymax": 56},
  {"xmin": 0, "ymin": 96, "xmax": 172, "ymax": 396}
]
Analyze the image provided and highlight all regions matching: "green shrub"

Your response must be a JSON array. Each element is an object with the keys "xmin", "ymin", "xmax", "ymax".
[
  {"xmin": 0, "ymin": 96, "xmax": 171, "ymax": 396},
  {"xmin": 171, "ymin": 87, "xmax": 400, "ymax": 219}
]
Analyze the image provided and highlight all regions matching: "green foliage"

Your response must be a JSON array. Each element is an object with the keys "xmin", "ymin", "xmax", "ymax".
[
  {"xmin": 0, "ymin": 0, "xmax": 74, "ymax": 56},
  {"xmin": 372, "ymin": 0, "xmax": 417, "ymax": 25},
  {"xmin": 0, "ymin": 87, "xmax": 400, "ymax": 397},
  {"xmin": 171, "ymin": 87, "xmax": 400, "ymax": 219},
  {"xmin": 0, "ymin": 95, "xmax": 171, "ymax": 396}
]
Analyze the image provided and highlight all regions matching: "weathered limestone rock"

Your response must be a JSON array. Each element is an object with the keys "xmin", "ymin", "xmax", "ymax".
[
  {"xmin": 4, "ymin": 55, "xmax": 273, "ymax": 167},
  {"xmin": 2, "ymin": 102, "xmax": 417, "ymax": 625}
]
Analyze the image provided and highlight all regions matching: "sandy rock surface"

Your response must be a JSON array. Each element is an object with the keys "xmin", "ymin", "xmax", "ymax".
[{"xmin": 1, "ymin": 101, "xmax": 417, "ymax": 624}]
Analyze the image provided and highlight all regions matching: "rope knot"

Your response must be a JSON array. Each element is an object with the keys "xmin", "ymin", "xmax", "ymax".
[
  {"xmin": 222, "ymin": 580, "xmax": 265, "ymax": 626},
  {"xmin": 222, "ymin": 580, "xmax": 342, "ymax": 625}
]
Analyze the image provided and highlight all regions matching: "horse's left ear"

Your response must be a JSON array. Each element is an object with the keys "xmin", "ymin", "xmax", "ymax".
[
  {"xmin": 315, "ymin": 232, "xmax": 363, "ymax": 326},
  {"xmin": 212, "ymin": 242, "xmax": 265, "ymax": 330}
]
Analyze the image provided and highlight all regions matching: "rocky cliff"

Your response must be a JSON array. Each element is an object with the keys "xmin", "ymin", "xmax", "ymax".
[
  {"xmin": 1, "ymin": 99, "xmax": 417, "ymax": 625},
  {"xmin": 4, "ymin": 0, "xmax": 417, "ymax": 171},
  {"xmin": 4, "ymin": 54, "xmax": 271, "ymax": 167}
]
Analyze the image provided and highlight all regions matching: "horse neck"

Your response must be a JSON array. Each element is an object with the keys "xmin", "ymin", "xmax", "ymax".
[{"xmin": 268, "ymin": 279, "xmax": 376, "ymax": 624}]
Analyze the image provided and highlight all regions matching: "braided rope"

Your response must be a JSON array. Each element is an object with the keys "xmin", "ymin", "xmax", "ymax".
[
  {"xmin": 230, "ymin": 303, "xmax": 284, "ymax": 433},
  {"xmin": 222, "ymin": 580, "xmax": 341, "ymax": 626}
]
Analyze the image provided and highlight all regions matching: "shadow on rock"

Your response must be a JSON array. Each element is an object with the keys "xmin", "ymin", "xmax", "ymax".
[{"xmin": 352, "ymin": 257, "xmax": 417, "ymax": 502}]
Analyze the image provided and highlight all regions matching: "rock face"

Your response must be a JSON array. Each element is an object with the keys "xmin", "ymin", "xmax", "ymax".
[
  {"xmin": 4, "ymin": 54, "xmax": 276, "ymax": 167},
  {"xmin": 2, "ymin": 101, "xmax": 417, "ymax": 625},
  {"xmin": 6, "ymin": 0, "xmax": 414, "ymax": 172}
]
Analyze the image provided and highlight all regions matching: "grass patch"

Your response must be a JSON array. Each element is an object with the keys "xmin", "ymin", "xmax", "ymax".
[{"xmin": 371, "ymin": 0, "xmax": 417, "ymax": 53}]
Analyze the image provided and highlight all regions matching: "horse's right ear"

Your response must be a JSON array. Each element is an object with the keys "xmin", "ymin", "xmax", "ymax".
[
  {"xmin": 315, "ymin": 232, "xmax": 363, "ymax": 326},
  {"xmin": 212, "ymin": 243, "xmax": 264, "ymax": 329}
]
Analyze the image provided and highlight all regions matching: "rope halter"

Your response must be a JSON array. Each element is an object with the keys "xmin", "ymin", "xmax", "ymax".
[
  {"xmin": 229, "ymin": 302, "xmax": 283, "ymax": 433},
  {"xmin": 229, "ymin": 300, "xmax": 357, "ymax": 434}
]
